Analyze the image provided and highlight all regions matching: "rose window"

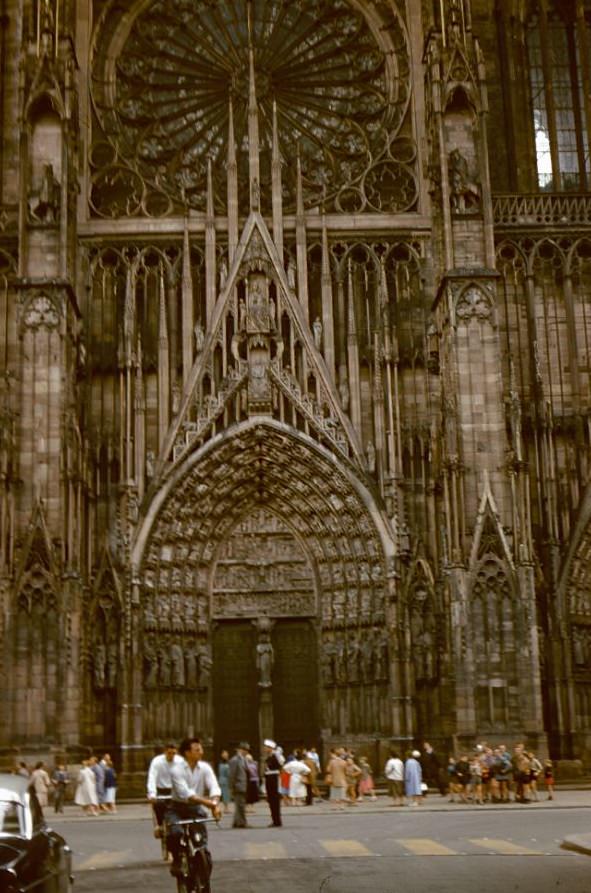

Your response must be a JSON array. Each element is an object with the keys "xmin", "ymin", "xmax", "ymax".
[{"xmin": 90, "ymin": 0, "xmax": 415, "ymax": 217}]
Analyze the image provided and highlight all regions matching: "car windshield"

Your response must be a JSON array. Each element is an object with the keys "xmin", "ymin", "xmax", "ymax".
[{"xmin": 0, "ymin": 800, "xmax": 23, "ymax": 835}]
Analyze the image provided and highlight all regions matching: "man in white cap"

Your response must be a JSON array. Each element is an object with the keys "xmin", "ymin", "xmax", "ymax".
[{"xmin": 263, "ymin": 739, "xmax": 284, "ymax": 827}]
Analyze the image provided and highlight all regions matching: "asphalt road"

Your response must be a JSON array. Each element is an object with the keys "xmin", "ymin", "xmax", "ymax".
[{"xmin": 52, "ymin": 795, "xmax": 591, "ymax": 892}]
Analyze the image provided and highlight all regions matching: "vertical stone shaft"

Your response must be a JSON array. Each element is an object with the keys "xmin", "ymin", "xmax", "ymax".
[
  {"xmin": 227, "ymin": 98, "xmax": 239, "ymax": 265},
  {"xmin": 321, "ymin": 214, "xmax": 335, "ymax": 380},
  {"xmin": 182, "ymin": 217, "xmax": 194, "ymax": 385},
  {"xmin": 205, "ymin": 157, "xmax": 216, "ymax": 325},
  {"xmin": 295, "ymin": 153, "xmax": 309, "ymax": 320},
  {"xmin": 248, "ymin": 48, "xmax": 260, "ymax": 209},
  {"xmin": 157, "ymin": 269, "xmax": 169, "ymax": 449},
  {"xmin": 271, "ymin": 100, "xmax": 283, "ymax": 261},
  {"xmin": 346, "ymin": 259, "xmax": 361, "ymax": 432}
]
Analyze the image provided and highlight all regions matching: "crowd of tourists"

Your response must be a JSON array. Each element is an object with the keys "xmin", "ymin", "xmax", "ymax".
[{"xmin": 12, "ymin": 753, "xmax": 117, "ymax": 817}]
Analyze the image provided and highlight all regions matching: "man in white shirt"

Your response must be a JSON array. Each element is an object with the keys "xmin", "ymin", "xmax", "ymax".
[
  {"xmin": 146, "ymin": 742, "xmax": 180, "ymax": 828},
  {"xmin": 167, "ymin": 737, "xmax": 221, "ymax": 888},
  {"xmin": 384, "ymin": 750, "xmax": 404, "ymax": 805}
]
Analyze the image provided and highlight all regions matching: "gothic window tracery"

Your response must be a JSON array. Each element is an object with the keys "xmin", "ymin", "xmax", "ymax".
[
  {"xmin": 471, "ymin": 557, "xmax": 519, "ymax": 731},
  {"xmin": 527, "ymin": 2, "xmax": 591, "ymax": 191}
]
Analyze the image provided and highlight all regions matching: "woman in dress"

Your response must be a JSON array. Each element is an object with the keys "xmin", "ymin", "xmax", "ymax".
[
  {"xmin": 75, "ymin": 759, "xmax": 99, "ymax": 815},
  {"xmin": 285, "ymin": 750, "xmax": 310, "ymax": 806},
  {"xmin": 217, "ymin": 750, "xmax": 231, "ymax": 813},
  {"xmin": 404, "ymin": 750, "xmax": 423, "ymax": 806}
]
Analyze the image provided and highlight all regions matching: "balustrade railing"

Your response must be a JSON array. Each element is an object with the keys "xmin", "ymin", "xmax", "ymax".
[{"xmin": 493, "ymin": 193, "xmax": 591, "ymax": 227}]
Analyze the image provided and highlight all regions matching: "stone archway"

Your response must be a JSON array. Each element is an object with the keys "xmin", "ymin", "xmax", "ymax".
[{"xmin": 131, "ymin": 418, "xmax": 399, "ymax": 758}]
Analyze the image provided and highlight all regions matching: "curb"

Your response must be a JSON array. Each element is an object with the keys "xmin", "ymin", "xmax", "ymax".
[{"xmin": 561, "ymin": 835, "xmax": 591, "ymax": 857}]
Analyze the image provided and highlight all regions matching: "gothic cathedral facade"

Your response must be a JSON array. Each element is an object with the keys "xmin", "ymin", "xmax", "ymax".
[{"xmin": 1, "ymin": 0, "xmax": 591, "ymax": 778}]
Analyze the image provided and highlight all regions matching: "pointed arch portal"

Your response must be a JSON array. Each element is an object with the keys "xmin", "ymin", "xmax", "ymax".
[{"xmin": 132, "ymin": 417, "xmax": 396, "ymax": 752}]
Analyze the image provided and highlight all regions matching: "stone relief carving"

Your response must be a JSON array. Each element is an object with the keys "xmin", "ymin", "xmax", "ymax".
[{"xmin": 22, "ymin": 295, "xmax": 60, "ymax": 330}]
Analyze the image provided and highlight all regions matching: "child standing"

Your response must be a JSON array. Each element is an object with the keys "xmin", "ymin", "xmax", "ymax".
[
  {"xmin": 358, "ymin": 756, "xmax": 377, "ymax": 801},
  {"xmin": 543, "ymin": 759, "xmax": 555, "ymax": 800}
]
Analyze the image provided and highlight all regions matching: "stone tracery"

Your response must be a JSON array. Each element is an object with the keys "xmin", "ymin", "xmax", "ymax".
[{"xmin": 90, "ymin": 0, "xmax": 415, "ymax": 216}]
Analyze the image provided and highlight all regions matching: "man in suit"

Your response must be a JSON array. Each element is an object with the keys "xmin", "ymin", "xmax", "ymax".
[{"xmin": 228, "ymin": 741, "xmax": 250, "ymax": 828}]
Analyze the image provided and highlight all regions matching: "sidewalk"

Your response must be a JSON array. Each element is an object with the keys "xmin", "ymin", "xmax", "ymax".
[{"xmin": 46, "ymin": 787, "xmax": 591, "ymax": 826}]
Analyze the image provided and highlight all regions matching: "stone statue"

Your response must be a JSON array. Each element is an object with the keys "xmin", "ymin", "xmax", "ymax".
[
  {"xmin": 573, "ymin": 628, "xmax": 587, "ymax": 666},
  {"xmin": 159, "ymin": 649, "xmax": 172, "ymax": 687},
  {"xmin": 171, "ymin": 641, "xmax": 185, "ymax": 686},
  {"xmin": 239, "ymin": 297, "xmax": 247, "ymax": 332},
  {"xmin": 339, "ymin": 379, "xmax": 350, "ymax": 411},
  {"xmin": 106, "ymin": 642, "xmax": 118, "ymax": 688},
  {"xmin": 146, "ymin": 450, "xmax": 155, "ymax": 479},
  {"xmin": 219, "ymin": 258, "xmax": 228, "ymax": 291},
  {"xmin": 144, "ymin": 640, "xmax": 158, "ymax": 688},
  {"xmin": 194, "ymin": 321, "xmax": 205, "ymax": 353},
  {"xmin": 256, "ymin": 633, "xmax": 274, "ymax": 688},
  {"xmin": 313, "ymin": 317, "xmax": 323, "ymax": 350},
  {"xmin": 93, "ymin": 642, "xmax": 106, "ymax": 689},
  {"xmin": 31, "ymin": 163, "xmax": 60, "ymax": 224},
  {"xmin": 322, "ymin": 637, "xmax": 337, "ymax": 684},
  {"xmin": 185, "ymin": 645, "xmax": 198, "ymax": 688},
  {"xmin": 287, "ymin": 258, "xmax": 296, "ymax": 290},
  {"xmin": 366, "ymin": 441, "xmax": 376, "ymax": 473},
  {"xmin": 375, "ymin": 629, "xmax": 389, "ymax": 680},
  {"xmin": 198, "ymin": 644, "xmax": 212, "ymax": 688},
  {"xmin": 449, "ymin": 149, "xmax": 480, "ymax": 214}
]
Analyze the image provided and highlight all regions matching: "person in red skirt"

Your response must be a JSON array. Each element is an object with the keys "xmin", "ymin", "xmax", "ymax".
[
  {"xmin": 543, "ymin": 759, "xmax": 555, "ymax": 800},
  {"xmin": 358, "ymin": 756, "xmax": 377, "ymax": 801}
]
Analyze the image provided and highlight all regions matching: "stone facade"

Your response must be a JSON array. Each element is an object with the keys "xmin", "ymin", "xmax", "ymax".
[{"xmin": 1, "ymin": 0, "xmax": 591, "ymax": 779}]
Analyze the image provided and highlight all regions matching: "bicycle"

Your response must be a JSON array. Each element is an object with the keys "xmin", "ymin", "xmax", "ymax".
[{"xmin": 165, "ymin": 815, "xmax": 214, "ymax": 893}]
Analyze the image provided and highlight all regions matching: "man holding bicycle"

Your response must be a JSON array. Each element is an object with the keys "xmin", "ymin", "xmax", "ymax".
[{"xmin": 167, "ymin": 737, "xmax": 222, "ymax": 886}]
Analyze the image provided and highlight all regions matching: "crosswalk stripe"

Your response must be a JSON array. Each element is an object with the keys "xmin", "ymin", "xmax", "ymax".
[
  {"xmin": 320, "ymin": 839, "xmax": 374, "ymax": 857},
  {"xmin": 244, "ymin": 842, "xmax": 287, "ymax": 860},
  {"xmin": 77, "ymin": 850, "xmax": 131, "ymax": 870},
  {"xmin": 469, "ymin": 838, "xmax": 543, "ymax": 856},
  {"xmin": 396, "ymin": 838, "xmax": 457, "ymax": 856}
]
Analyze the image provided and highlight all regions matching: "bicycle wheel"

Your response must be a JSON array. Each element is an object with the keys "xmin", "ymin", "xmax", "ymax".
[
  {"xmin": 191, "ymin": 849, "xmax": 211, "ymax": 893},
  {"xmin": 176, "ymin": 851, "xmax": 192, "ymax": 893}
]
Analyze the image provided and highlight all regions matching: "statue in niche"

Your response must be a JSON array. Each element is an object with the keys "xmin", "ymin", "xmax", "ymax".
[
  {"xmin": 198, "ymin": 643, "xmax": 212, "ymax": 689},
  {"xmin": 194, "ymin": 322, "xmax": 205, "ymax": 354},
  {"xmin": 335, "ymin": 637, "xmax": 347, "ymax": 684},
  {"xmin": 322, "ymin": 637, "xmax": 337, "ymax": 684},
  {"xmin": 361, "ymin": 633, "xmax": 374, "ymax": 682},
  {"xmin": 93, "ymin": 642, "xmax": 106, "ymax": 690},
  {"xmin": 31, "ymin": 163, "xmax": 60, "ymax": 224},
  {"xmin": 239, "ymin": 297, "xmax": 247, "ymax": 332},
  {"xmin": 366, "ymin": 441, "xmax": 376, "ymax": 474},
  {"xmin": 339, "ymin": 379, "xmax": 350, "ymax": 411},
  {"xmin": 573, "ymin": 628, "xmax": 588, "ymax": 666},
  {"xmin": 146, "ymin": 450, "xmax": 155, "ymax": 479},
  {"xmin": 144, "ymin": 640, "xmax": 158, "ymax": 688},
  {"xmin": 185, "ymin": 644, "xmax": 198, "ymax": 688},
  {"xmin": 448, "ymin": 149, "xmax": 480, "ymax": 214},
  {"xmin": 375, "ymin": 629, "xmax": 389, "ymax": 680},
  {"xmin": 287, "ymin": 258, "xmax": 296, "ymax": 290},
  {"xmin": 172, "ymin": 383, "xmax": 181, "ymax": 415},
  {"xmin": 106, "ymin": 641, "xmax": 118, "ymax": 688},
  {"xmin": 248, "ymin": 278, "xmax": 269, "ymax": 332},
  {"xmin": 256, "ymin": 631, "xmax": 274, "ymax": 688},
  {"xmin": 171, "ymin": 641, "xmax": 185, "ymax": 686},
  {"xmin": 348, "ymin": 635, "xmax": 360, "ymax": 683},
  {"xmin": 313, "ymin": 317, "xmax": 323, "ymax": 350},
  {"xmin": 159, "ymin": 648, "xmax": 172, "ymax": 687},
  {"xmin": 219, "ymin": 258, "xmax": 228, "ymax": 291}
]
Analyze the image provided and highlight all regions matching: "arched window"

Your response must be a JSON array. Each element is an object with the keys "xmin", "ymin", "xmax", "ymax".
[{"xmin": 527, "ymin": 2, "xmax": 591, "ymax": 191}]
